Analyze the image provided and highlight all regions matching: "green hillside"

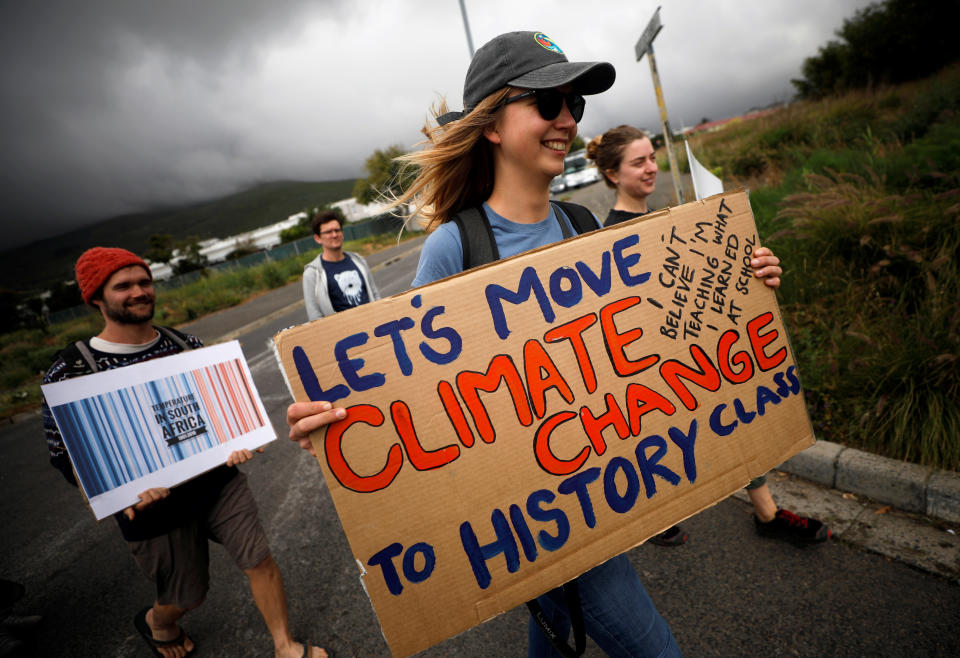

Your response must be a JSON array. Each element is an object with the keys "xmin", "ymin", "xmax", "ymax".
[
  {"xmin": 682, "ymin": 62, "xmax": 960, "ymax": 469},
  {"xmin": 1, "ymin": 179, "xmax": 355, "ymax": 293}
]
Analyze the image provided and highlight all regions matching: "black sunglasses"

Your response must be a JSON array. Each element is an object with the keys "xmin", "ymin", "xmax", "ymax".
[{"xmin": 502, "ymin": 89, "xmax": 586, "ymax": 123}]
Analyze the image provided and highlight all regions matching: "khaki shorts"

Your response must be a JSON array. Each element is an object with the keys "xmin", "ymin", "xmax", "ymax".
[{"xmin": 128, "ymin": 471, "xmax": 271, "ymax": 608}]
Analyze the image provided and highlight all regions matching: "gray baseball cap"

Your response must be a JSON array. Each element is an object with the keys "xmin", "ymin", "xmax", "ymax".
[{"xmin": 437, "ymin": 31, "xmax": 616, "ymax": 126}]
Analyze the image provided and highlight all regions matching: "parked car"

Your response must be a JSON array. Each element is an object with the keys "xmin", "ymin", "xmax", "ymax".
[
  {"xmin": 549, "ymin": 174, "xmax": 567, "ymax": 195},
  {"xmin": 562, "ymin": 149, "xmax": 602, "ymax": 189}
]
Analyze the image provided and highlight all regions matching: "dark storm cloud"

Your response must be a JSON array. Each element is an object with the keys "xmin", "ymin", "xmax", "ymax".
[
  {"xmin": 1, "ymin": 0, "xmax": 876, "ymax": 250},
  {"xmin": 0, "ymin": 0, "xmax": 349, "ymax": 248}
]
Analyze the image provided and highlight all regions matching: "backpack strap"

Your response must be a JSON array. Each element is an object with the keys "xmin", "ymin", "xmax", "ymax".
[
  {"xmin": 157, "ymin": 325, "xmax": 192, "ymax": 351},
  {"xmin": 553, "ymin": 201, "xmax": 598, "ymax": 236},
  {"xmin": 72, "ymin": 340, "xmax": 100, "ymax": 373},
  {"xmin": 60, "ymin": 326, "xmax": 194, "ymax": 376},
  {"xmin": 453, "ymin": 202, "xmax": 597, "ymax": 271},
  {"xmin": 453, "ymin": 206, "xmax": 499, "ymax": 271}
]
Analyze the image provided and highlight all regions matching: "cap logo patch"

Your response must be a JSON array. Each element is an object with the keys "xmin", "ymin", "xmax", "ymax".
[{"xmin": 534, "ymin": 32, "xmax": 563, "ymax": 54}]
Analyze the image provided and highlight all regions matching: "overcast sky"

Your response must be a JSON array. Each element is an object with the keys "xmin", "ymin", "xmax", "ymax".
[{"xmin": 1, "ymin": 0, "xmax": 875, "ymax": 249}]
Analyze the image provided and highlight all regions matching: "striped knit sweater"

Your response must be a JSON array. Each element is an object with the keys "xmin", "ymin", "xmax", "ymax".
[{"xmin": 41, "ymin": 328, "xmax": 237, "ymax": 541}]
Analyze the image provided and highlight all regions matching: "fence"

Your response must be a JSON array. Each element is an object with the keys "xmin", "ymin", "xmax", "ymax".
[{"xmin": 46, "ymin": 211, "xmax": 417, "ymax": 325}]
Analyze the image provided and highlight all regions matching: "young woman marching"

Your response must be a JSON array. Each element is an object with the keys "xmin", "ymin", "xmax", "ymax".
[
  {"xmin": 586, "ymin": 125, "xmax": 660, "ymax": 227},
  {"xmin": 587, "ymin": 126, "xmax": 830, "ymax": 546},
  {"xmin": 288, "ymin": 31, "xmax": 684, "ymax": 657},
  {"xmin": 393, "ymin": 32, "xmax": 683, "ymax": 658}
]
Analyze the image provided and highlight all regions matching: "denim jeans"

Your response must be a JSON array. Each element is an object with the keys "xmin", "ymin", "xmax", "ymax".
[{"xmin": 527, "ymin": 554, "xmax": 682, "ymax": 658}]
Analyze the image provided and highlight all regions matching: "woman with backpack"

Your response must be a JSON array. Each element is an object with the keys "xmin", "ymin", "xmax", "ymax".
[
  {"xmin": 377, "ymin": 31, "xmax": 682, "ymax": 658},
  {"xmin": 287, "ymin": 30, "xmax": 784, "ymax": 657}
]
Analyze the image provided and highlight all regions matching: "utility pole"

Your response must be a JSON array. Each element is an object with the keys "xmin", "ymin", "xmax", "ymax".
[
  {"xmin": 635, "ymin": 6, "xmax": 684, "ymax": 205},
  {"xmin": 458, "ymin": 0, "xmax": 475, "ymax": 57}
]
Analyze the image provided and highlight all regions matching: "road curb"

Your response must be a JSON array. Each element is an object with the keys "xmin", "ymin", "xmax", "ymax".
[{"xmin": 780, "ymin": 439, "xmax": 960, "ymax": 524}]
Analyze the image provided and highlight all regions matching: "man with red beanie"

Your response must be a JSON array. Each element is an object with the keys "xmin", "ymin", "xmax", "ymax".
[{"xmin": 41, "ymin": 247, "xmax": 327, "ymax": 658}]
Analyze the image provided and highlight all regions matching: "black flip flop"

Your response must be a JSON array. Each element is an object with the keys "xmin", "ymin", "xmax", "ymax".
[
  {"xmin": 133, "ymin": 606, "xmax": 196, "ymax": 657},
  {"xmin": 302, "ymin": 643, "xmax": 333, "ymax": 658}
]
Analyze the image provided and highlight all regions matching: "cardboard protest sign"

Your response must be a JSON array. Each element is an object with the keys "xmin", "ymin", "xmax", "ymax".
[
  {"xmin": 275, "ymin": 190, "xmax": 814, "ymax": 657},
  {"xmin": 42, "ymin": 340, "xmax": 275, "ymax": 520}
]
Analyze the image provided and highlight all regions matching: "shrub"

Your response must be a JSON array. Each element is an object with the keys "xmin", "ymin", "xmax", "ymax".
[
  {"xmin": 772, "ymin": 168, "xmax": 960, "ymax": 468},
  {"xmin": 261, "ymin": 263, "xmax": 287, "ymax": 288},
  {"xmin": 731, "ymin": 150, "xmax": 766, "ymax": 177}
]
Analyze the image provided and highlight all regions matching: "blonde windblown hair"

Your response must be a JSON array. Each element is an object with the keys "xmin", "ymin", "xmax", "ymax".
[{"xmin": 391, "ymin": 88, "xmax": 512, "ymax": 230}]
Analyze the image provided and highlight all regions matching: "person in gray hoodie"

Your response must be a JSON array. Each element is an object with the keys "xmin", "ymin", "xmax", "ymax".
[{"xmin": 301, "ymin": 210, "xmax": 380, "ymax": 320}]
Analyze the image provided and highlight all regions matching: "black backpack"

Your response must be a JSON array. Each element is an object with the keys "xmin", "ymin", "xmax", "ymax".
[{"xmin": 452, "ymin": 201, "xmax": 597, "ymax": 270}]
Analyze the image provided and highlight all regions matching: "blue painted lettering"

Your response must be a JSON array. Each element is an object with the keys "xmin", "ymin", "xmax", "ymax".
[
  {"xmin": 374, "ymin": 317, "xmax": 416, "ymax": 376},
  {"xmin": 419, "ymin": 305, "xmax": 463, "ymax": 365},
  {"xmin": 293, "ymin": 346, "xmax": 349, "ymax": 403},
  {"xmin": 335, "ymin": 333, "xmax": 385, "ymax": 391},
  {"xmin": 603, "ymin": 456, "xmax": 641, "ymax": 513},
  {"xmin": 459, "ymin": 510, "xmax": 520, "ymax": 590}
]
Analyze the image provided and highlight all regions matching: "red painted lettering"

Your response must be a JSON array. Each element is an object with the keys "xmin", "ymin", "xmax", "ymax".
[
  {"xmin": 747, "ymin": 312, "xmax": 787, "ymax": 370},
  {"xmin": 579, "ymin": 392, "xmax": 629, "ymax": 456},
  {"xmin": 659, "ymin": 345, "xmax": 722, "ymax": 411},
  {"xmin": 390, "ymin": 400, "xmax": 460, "ymax": 471},
  {"xmin": 544, "ymin": 313, "xmax": 599, "ymax": 393},
  {"xmin": 717, "ymin": 330, "xmax": 754, "ymax": 383},
  {"xmin": 457, "ymin": 355, "xmax": 532, "ymax": 444},
  {"xmin": 523, "ymin": 339, "xmax": 575, "ymax": 419},
  {"xmin": 325, "ymin": 405, "xmax": 403, "ymax": 493},
  {"xmin": 625, "ymin": 383, "xmax": 677, "ymax": 435},
  {"xmin": 534, "ymin": 411, "xmax": 588, "ymax": 475},
  {"xmin": 600, "ymin": 296, "xmax": 659, "ymax": 376},
  {"xmin": 437, "ymin": 380, "xmax": 474, "ymax": 447}
]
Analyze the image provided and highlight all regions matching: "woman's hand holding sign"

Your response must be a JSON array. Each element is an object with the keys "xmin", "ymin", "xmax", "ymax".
[
  {"xmin": 751, "ymin": 246, "xmax": 782, "ymax": 289},
  {"xmin": 287, "ymin": 401, "xmax": 348, "ymax": 457}
]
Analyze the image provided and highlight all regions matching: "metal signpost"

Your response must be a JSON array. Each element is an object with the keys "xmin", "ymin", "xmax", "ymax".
[
  {"xmin": 458, "ymin": 0, "xmax": 475, "ymax": 57},
  {"xmin": 635, "ymin": 6, "xmax": 684, "ymax": 205}
]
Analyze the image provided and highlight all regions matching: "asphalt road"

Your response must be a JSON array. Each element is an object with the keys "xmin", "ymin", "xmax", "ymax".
[{"xmin": 3, "ymin": 198, "xmax": 959, "ymax": 657}]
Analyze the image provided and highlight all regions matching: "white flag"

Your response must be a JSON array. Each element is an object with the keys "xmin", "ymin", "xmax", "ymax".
[{"xmin": 685, "ymin": 141, "xmax": 723, "ymax": 200}]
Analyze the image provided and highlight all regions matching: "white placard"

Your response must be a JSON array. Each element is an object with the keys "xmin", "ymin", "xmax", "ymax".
[{"xmin": 43, "ymin": 340, "xmax": 275, "ymax": 519}]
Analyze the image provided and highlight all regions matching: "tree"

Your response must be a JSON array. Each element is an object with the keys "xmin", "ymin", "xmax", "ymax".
[
  {"xmin": 45, "ymin": 281, "xmax": 81, "ymax": 313},
  {"xmin": 144, "ymin": 233, "xmax": 174, "ymax": 264},
  {"xmin": 225, "ymin": 238, "xmax": 259, "ymax": 261},
  {"xmin": 279, "ymin": 224, "xmax": 310, "ymax": 243},
  {"xmin": 570, "ymin": 135, "xmax": 585, "ymax": 152},
  {"xmin": 0, "ymin": 289, "xmax": 20, "ymax": 333},
  {"xmin": 352, "ymin": 145, "xmax": 418, "ymax": 204},
  {"xmin": 792, "ymin": 0, "xmax": 960, "ymax": 99},
  {"xmin": 172, "ymin": 239, "xmax": 208, "ymax": 275}
]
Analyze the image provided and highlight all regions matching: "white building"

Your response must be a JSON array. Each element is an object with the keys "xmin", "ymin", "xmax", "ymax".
[
  {"xmin": 331, "ymin": 197, "xmax": 390, "ymax": 222},
  {"xmin": 148, "ymin": 212, "xmax": 306, "ymax": 280}
]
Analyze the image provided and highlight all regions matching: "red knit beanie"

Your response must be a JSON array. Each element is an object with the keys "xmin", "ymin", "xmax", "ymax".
[{"xmin": 75, "ymin": 247, "xmax": 151, "ymax": 305}]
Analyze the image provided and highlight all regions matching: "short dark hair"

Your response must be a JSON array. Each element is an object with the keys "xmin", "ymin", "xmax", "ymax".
[{"xmin": 312, "ymin": 210, "xmax": 343, "ymax": 236}]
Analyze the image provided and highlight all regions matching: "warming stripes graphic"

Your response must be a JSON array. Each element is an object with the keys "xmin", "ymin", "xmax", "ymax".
[{"xmin": 52, "ymin": 358, "xmax": 264, "ymax": 497}]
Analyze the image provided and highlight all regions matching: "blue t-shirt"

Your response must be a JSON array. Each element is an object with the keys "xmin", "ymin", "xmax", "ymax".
[
  {"xmin": 321, "ymin": 256, "xmax": 370, "ymax": 312},
  {"xmin": 412, "ymin": 202, "xmax": 600, "ymax": 287}
]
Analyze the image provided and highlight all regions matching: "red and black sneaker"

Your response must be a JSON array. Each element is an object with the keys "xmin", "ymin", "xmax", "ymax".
[
  {"xmin": 649, "ymin": 525, "xmax": 688, "ymax": 547},
  {"xmin": 754, "ymin": 508, "xmax": 831, "ymax": 545}
]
